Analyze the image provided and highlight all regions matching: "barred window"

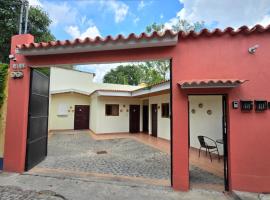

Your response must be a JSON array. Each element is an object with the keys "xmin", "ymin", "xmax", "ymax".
[{"xmin": 105, "ymin": 104, "xmax": 119, "ymax": 116}]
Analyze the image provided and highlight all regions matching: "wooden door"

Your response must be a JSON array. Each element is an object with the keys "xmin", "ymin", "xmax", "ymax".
[
  {"xmin": 129, "ymin": 105, "xmax": 140, "ymax": 133},
  {"xmin": 151, "ymin": 104, "xmax": 158, "ymax": 137},
  {"xmin": 74, "ymin": 105, "xmax": 90, "ymax": 130},
  {"xmin": 143, "ymin": 105, "xmax": 149, "ymax": 133}
]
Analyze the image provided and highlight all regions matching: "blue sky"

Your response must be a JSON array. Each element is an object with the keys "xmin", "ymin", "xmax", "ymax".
[
  {"xmin": 29, "ymin": 0, "xmax": 184, "ymax": 40},
  {"xmin": 29, "ymin": 0, "xmax": 270, "ymax": 82}
]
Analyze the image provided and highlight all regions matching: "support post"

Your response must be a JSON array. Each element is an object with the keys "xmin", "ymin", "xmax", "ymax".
[{"xmin": 3, "ymin": 34, "xmax": 34, "ymax": 172}]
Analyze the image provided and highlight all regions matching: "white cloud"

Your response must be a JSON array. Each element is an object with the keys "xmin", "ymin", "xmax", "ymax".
[
  {"xmin": 99, "ymin": 0, "xmax": 129, "ymax": 23},
  {"xmin": 65, "ymin": 26, "xmax": 80, "ymax": 39},
  {"xmin": 138, "ymin": 1, "xmax": 145, "ymax": 10},
  {"xmin": 65, "ymin": 25, "xmax": 101, "ymax": 39},
  {"xmin": 258, "ymin": 15, "xmax": 270, "ymax": 26},
  {"xmin": 133, "ymin": 17, "xmax": 140, "ymax": 25},
  {"xmin": 42, "ymin": 1, "xmax": 78, "ymax": 27},
  {"xmin": 164, "ymin": 17, "xmax": 179, "ymax": 30},
  {"xmin": 75, "ymin": 63, "xmax": 120, "ymax": 83},
  {"xmin": 160, "ymin": 14, "xmax": 164, "ymax": 19},
  {"xmin": 107, "ymin": 1, "xmax": 129, "ymax": 23},
  {"xmin": 138, "ymin": 0, "xmax": 153, "ymax": 11},
  {"xmin": 28, "ymin": 0, "xmax": 42, "ymax": 7},
  {"xmin": 76, "ymin": 62, "xmax": 145, "ymax": 83},
  {"xmin": 174, "ymin": 0, "xmax": 270, "ymax": 29}
]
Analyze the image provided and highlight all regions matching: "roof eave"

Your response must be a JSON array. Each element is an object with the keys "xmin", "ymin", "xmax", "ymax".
[{"xmin": 16, "ymin": 36, "xmax": 178, "ymax": 56}]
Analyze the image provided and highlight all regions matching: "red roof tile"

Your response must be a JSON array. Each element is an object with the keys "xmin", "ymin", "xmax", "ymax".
[
  {"xmin": 178, "ymin": 79, "xmax": 248, "ymax": 88},
  {"xmin": 178, "ymin": 24, "xmax": 270, "ymax": 39},
  {"xmin": 17, "ymin": 29, "xmax": 177, "ymax": 50},
  {"xmin": 16, "ymin": 24, "xmax": 270, "ymax": 50}
]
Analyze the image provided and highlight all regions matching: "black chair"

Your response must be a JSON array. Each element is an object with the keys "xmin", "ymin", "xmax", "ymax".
[{"xmin": 197, "ymin": 135, "xmax": 220, "ymax": 162}]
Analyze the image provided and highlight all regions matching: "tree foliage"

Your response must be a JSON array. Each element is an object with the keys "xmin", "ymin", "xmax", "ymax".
[
  {"xmin": 146, "ymin": 19, "xmax": 205, "ymax": 34},
  {"xmin": 146, "ymin": 22, "xmax": 165, "ymax": 34},
  {"xmin": 0, "ymin": 64, "xmax": 8, "ymax": 109},
  {"xmin": 0, "ymin": 0, "xmax": 55, "ymax": 63},
  {"xmin": 145, "ymin": 60, "xmax": 170, "ymax": 80},
  {"xmin": 103, "ymin": 64, "xmax": 165, "ymax": 86}
]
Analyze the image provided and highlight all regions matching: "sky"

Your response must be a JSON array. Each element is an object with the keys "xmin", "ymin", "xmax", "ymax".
[{"xmin": 28, "ymin": 0, "xmax": 270, "ymax": 82}]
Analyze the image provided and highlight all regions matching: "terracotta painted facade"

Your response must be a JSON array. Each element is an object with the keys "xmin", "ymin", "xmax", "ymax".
[{"xmin": 3, "ymin": 28, "xmax": 270, "ymax": 192}]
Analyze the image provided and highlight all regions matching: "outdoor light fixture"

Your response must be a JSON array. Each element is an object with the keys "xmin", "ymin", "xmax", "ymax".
[
  {"xmin": 248, "ymin": 44, "xmax": 259, "ymax": 54},
  {"xmin": 9, "ymin": 54, "xmax": 16, "ymax": 61}
]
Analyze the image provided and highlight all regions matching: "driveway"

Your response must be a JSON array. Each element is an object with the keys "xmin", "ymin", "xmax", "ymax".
[{"xmin": 35, "ymin": 131, "xmax": 170, "ymax": 181}]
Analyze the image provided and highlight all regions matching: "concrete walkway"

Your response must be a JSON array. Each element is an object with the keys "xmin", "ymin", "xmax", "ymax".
[{"xmin": 0, "ymin": 171, "xmax": 233, "ymax": 200}]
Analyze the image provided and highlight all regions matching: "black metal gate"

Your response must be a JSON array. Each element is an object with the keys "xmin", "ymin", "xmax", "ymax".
[{"xmin": 25, "ymin": 69, "xmax": 49, "ymax": 170}]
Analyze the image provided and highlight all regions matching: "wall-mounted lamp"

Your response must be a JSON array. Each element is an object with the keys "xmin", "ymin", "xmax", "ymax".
[
  {"xmin": 9, "ymin": 54, "xmax": 16, "ymax": 61},
  {"xmin": 248, "ymin": 44, "xmax": 259, "ymax": 54}
]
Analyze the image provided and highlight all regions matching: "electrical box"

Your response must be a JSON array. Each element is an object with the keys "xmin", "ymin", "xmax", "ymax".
[
  {"xmin": 240, "ymin": 100, "xmax": 253, "ymax": 111},
  {"xmin": 254, "ymin": 100, "xmax": 267, "ymax": 112},
  {"xmin": 232, "ymin": 101, "xmax": 239, "ymax": 109}
]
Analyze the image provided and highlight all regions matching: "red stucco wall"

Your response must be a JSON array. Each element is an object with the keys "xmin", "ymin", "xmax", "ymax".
[
  {"xmin": 172, "ymin": 32, "xmax": 270, "ymax": 192},
  {"xmin": 4, "ymin": 34, "xmax": 34, "ymax": 172},
  {"xmin": 4, "ymin": 32, "xmax": 270, "ymax": 192}
]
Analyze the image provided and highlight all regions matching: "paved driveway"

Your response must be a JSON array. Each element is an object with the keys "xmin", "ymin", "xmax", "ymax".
[{"xmin": 36, "ymin": 131, "xmax": 170, "ymax": 181}]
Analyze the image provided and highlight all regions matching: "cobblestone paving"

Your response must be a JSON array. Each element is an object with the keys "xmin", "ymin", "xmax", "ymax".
[
  {"xmin": 190, "ymin": 165, "xmax": 224, "ymax": 185},
  {"xmin": 0, "ymin": 186, "xmax": 65, "ymax": 200},
  {"xmin": 37, "ymin": 132, "xmax": 171, "ymax": 180}
]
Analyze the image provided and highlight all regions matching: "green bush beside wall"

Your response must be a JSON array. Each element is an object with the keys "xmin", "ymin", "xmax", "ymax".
[{"xmin": 0, "ymin": 64, "xmax": 8, "ymax": 110}]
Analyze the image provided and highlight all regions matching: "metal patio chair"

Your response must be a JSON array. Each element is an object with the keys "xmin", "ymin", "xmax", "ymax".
[{"xmin": 197, "ymin": 135, "xmax": 220, "ymax": 162}]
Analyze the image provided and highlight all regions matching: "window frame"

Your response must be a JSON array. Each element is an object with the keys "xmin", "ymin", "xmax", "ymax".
[
  {"xmin": 105, "ymin": 104, "xmax": 119, "ymax": 116},
  {"xmin": 161, "ymin": 103, "xmax": 170, "ymax": 118}
]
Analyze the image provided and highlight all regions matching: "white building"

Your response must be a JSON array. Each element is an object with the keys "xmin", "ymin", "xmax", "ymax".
[{"xmin": 49, "ymin": 67, "xmax": 171, "ymax": 140}]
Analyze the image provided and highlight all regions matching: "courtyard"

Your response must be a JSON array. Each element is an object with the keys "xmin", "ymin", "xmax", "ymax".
[
  {"xmin": 31, "ymin": 131, "xmax": 171, "ymax": 185},
  {"xmin": 25, "ymin": 130, "xmax": 224, "ymax": 190}
]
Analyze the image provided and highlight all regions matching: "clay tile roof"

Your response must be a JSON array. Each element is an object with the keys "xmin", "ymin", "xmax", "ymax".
[
  {"xmin": 178, "ymin": 24, "xmax": 270, "ymax": 39},
  {"xmin": 178, "ymin": 79, "xmax": 248, "ymax": 89},
  {"xmin": 16, "ymin": 24, "xmax": 270, "ymax": 50},
  {"xmin": 16, "ymin": 29, "xmax": 177, "ymax": 50}
]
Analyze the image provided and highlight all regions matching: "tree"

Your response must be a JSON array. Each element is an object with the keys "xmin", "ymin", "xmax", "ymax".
[
  {"xmin": 0, "ymin": 0, "xmax": 55, "ymax": 63},
  {"xmin": 145, "ymin": 60, "xmax": 170, "ymax": 80},
  {"xmin": 103, "ymin": 64, "xmax": 164, "ymax": 86},
  {"xmin": 103, "ymin": 65, "xmax": 143, "ymax": 85},
  {"xmin": 146, "ymin": 19, "xmax": 205, "ymax": 34},
  {"xmin": 172, "ymin": 19, "xmax": 205, "ymax": 33},
  {"xmin": 146, "ymin": 22, "xmax": 165, "ymax": 34},
  {"xmin": 27, "ymin": 6, "xmax": 55, "ymax": 43}
]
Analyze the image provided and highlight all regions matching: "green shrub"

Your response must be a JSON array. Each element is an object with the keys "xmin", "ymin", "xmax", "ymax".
[{"xmin": 0, "ymin": 64, "xmax": 8, "ymax": 109}]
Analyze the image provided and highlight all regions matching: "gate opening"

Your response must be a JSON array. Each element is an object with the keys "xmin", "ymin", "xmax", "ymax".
[
  {"xmin": 188, "ymin": 95, "xmax": 228, "ymax": 191},
  {"xmin": 26, "ymin": 60, "xmax": 172, "ymax": 187}
]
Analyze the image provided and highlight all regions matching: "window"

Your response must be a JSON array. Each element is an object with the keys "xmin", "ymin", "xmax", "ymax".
[
  {"xmin": 105, "ymin": 104, "xmax": 119, "ymax": 116},
  {"xmin": 57, "ymin": 104, "xmax": 68, "ymax": 116},
  {"xmin": 162, "ymin": 103, "xmax": 170, "ymax": 118}
]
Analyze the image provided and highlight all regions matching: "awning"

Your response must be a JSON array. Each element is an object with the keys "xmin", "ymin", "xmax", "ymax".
[{"xmin": 178, "ymin": 79, "xmax": 248, "ymax": 89}]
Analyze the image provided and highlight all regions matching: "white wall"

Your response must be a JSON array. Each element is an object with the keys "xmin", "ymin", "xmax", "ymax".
[
  {"xmin": 49, "ymin": 93, "xmax": 90, "ymax": 130},
  {"xmin": 50, "ymin": 67, "xmax": 142, "ymax": 95},
  {"xmin": 90, "ymin": 95, "xmax": 141, "ymax": 133},
  {"xmin": 188, "ymin": 95, "xmax": 224, "ymax": 155},
  {"xmin": 148, "ymin": 94, "xmax": 171, "ymax": 140},
  {"xmin": 50, "ymin": 67, "xmax": 94, "ymax": 93}
]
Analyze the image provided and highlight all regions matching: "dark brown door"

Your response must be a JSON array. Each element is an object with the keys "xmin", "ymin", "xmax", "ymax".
[
  {"xmin": 74, "ymin": 105, "xmax": 90, "ymax": 130},
  {"xmin": 129, "ymin": 105, "xmax": 140, "ymax": 133},
  {"xmin": 143, "ymin": 105, "xmax": 149, "ymax": 133},
  {"xmin": 151, "ymin": 104, "xmax": 158, "ymax": 137}
]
